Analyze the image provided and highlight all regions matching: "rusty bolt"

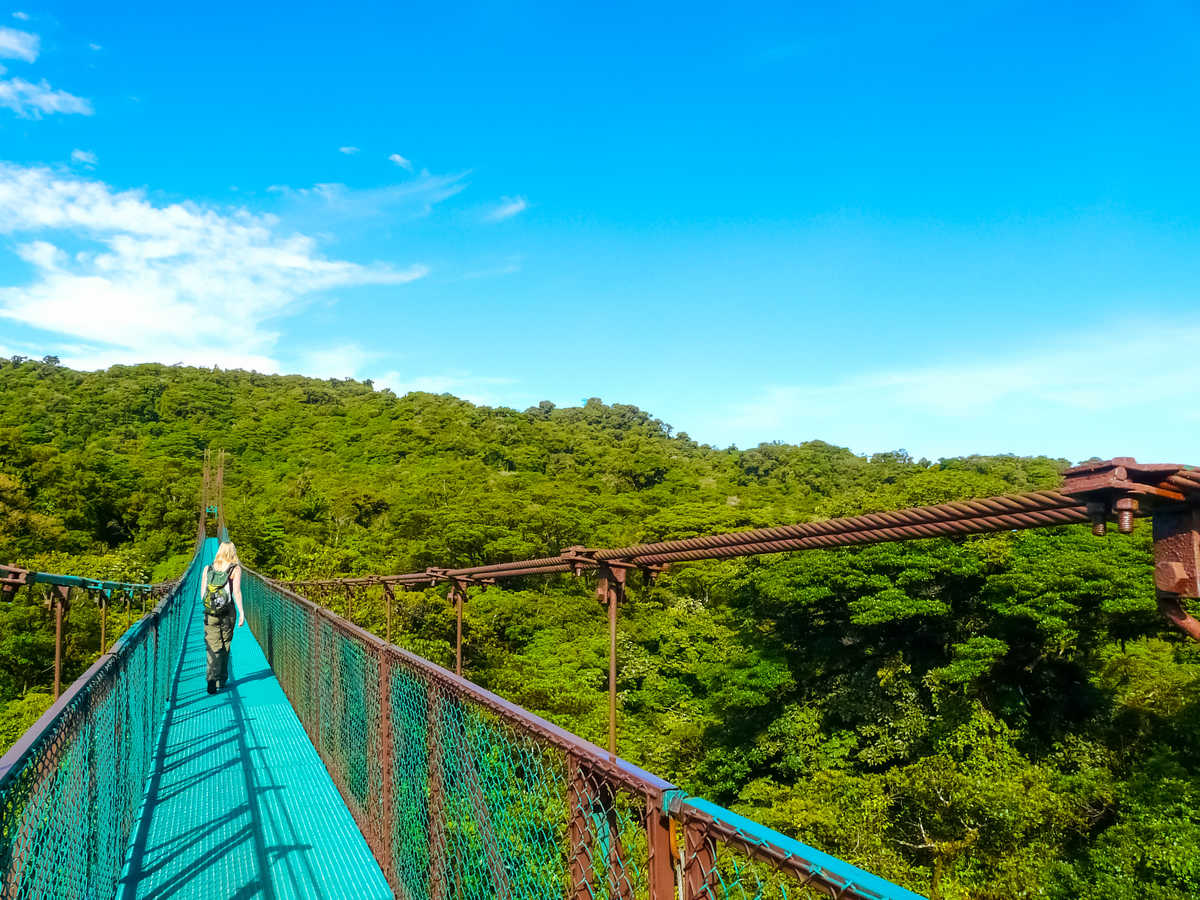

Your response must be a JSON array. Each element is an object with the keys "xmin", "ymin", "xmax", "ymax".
[
  {"xmin": 1087, "ymin": 502, "xmax": 1108, "ymax": 536},
  {"xmin": 1114, "ymin": 497, "xmax": 1139, "ymax": 534}
]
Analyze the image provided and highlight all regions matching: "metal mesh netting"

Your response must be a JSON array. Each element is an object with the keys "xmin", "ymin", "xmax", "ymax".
[
  {"xmin": 244, "ymin": 573, "xmax": 665, "ymax": 900},
  {"xmin": 677, "ymin": 801, "xmax": 920, "ymax": 900},
  {"xmin": 245, "ymin": 573, "xmax": 925, "ymax": 900},
  {"xmin": 0, "ymin": 548, "xmax": 204, "ymax": 900},
  {"xmin": 683, "ymin": 834, "xmax": 855, "ymax": 899}
]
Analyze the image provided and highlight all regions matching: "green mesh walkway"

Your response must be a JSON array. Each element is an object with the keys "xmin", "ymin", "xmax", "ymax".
[{"xmin": 118, "ymin": 584, "xmax": 391, "ymax": 900}]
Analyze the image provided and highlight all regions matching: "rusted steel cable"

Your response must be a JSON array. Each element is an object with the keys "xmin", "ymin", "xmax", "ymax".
[
  {"xmin": 631, "ymin": 506, "xmax": 1092, "ymax": 566},
  {"xmin": 597, "ymin": 490, "xmax": 1080, "ymax": 562},
  {"xmin": 443, "ymin": 556, "xmax": 573, "ymax": 577},
  {"xmin": 287, "ymin": 460, "xmax": 1199, "ymax": 607}
]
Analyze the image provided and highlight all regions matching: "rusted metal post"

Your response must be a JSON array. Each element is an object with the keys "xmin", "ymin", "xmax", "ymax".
[
  {"xmin": 376, "ymin": 647, "xmax": 395, "ymax": 885},
  {"xmin": 311, "ymin": 608, "xmax": 323, "ymax": 745},
  {"xmin": 197, "ymin": 448, "xmax": 211, "ymax": 545},
  {"xmin": 1154, "ymin": 507, "xmax": 1200, "ymax": 641},
  {"xmin": 52, "ymin": 584, "xmax": 69, "ymax": 700},
  {"xmin": 344, "ymin": 584, "xmax": 354, "ymax": 623},
  {"xmin": 450, "ymin": 580, "xmax": 467, "ymax": 677},
  {"xmin": 383, "ymin": 582, "xmax": 394, "ymax": 644},
  {"xmin": 566, "ymin": 754, "xmax": 594, "ymax": 897},
  {"xmin": 216, "ymin": 448, "xmax": 226, "ymax": 537},
  {"xmin": 596, "ymin": 563, "xmax": 627, "ymax": 761},
  {"xmin": 645, "ymin": 796, "xmax": 676, "ymax": 899},
  {"xmin": 682, "ymin": 817, "xmax": 717, "ymax": 900},
  {"xmin": 427, "ymin": 686, "xmax": 447, "ymax": 900}
]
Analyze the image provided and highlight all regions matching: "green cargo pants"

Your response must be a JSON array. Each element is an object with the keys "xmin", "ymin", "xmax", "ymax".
[{"xmin": 204, "ymin": 609, "xmax": 235, "ymax": 683}]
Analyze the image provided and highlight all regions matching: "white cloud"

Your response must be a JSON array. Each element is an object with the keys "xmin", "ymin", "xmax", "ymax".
[
  {"xmin": 0, "ymin": 162, "xmax": 429, "ymax": 372},
  {"xmin": 339, "ymin": 145, "xmax": 359, "ymax": 155},
  {"xmin": 12, "ymin": 12, "xmax": 29, "ymax": 21},
  {"xmin": 70, "ymin": 148, "xmax": 97, "ymax": 167},
  {"xmin": 294, "ymin": 343, "xmax": 380, "ymax": 379},
  {"xmin": 374, "ymin": 371, "xmax": 517, "ymax": 407},
  {"xmin": 269, "ymin": 172, "xmax": 469, "ymax": 222},
  {"xmin": 0, "ymin": 77, "xmax": 92, "ymax": 117},
  {"xmin": 484, "ymin": 195, "xmax": 528, "ymax": 222},
  {"xmin": 88, "ymin": 42, "xmax": 101, "ymax": 51},
  {"xmin": 706, "ymin": 322, "xmax": 1200, "ymax": 459},
  {"xmin": 388, "ymin": 152, "xmax": 413, "ymax": 171},
  {"xmin": 0, "ymin": 25, "xmax": 37, "ymax": 61}
]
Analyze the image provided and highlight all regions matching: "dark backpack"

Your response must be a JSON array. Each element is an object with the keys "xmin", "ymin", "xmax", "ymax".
[{"xmin": 204, "ymin": 565, "xmax": 237, "ymax": 615}]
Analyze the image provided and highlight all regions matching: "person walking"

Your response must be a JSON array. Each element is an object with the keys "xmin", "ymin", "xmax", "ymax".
[{"xmin": 201, "ymin": 540, "xmax": 245, "ymax": 694}]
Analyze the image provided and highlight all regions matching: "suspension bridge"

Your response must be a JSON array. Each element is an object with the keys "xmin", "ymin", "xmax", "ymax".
[{"xmin": 1, "ymin": 456, "xmax": 1197, "ymax": 900}]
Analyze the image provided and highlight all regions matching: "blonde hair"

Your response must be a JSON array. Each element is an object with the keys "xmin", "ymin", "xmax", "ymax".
[{"xmin": 213, "ymin": 541, "xmax": 240, "ymax": 571}]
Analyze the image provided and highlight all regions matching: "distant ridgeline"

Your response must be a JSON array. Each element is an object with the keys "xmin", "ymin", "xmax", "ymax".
[{"xmin": 1, "ymin": 356, "xmax": 1196, "ymax": 899}]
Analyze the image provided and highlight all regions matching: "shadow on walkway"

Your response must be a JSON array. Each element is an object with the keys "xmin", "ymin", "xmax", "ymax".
[{"xmin": 119, "ymin": 595, "xmax": 390, "ymax": 900}]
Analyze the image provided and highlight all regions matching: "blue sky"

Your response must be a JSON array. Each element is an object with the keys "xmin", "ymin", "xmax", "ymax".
[{"xmin": 0, "ymin": 1, "xmax": 1196, "ymax": 463}]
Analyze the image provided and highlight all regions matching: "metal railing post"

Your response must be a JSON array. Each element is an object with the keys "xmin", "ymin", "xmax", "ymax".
[
  {"xmin": 377, "ymin": 647, "xmax": 395, "ymax": 885},
  {"xmin": 52, "ymin": 584, "xmax": 68, "ymax": 699},
  {"xmin": 646, "ymin": 797, "xmax": 676, "ymax": 899},
  {"xmin": 682, "ymin": 816, "xmax": 717, "ymax": 900},
  {"xmin": 596, "ymin": 563, "xmax": 627, "ymax": 761},
  {"xmin": 383, "ymin": 582, "xmax": 394, "ymax": 643},
  {"xmin": 567, "ymin": 753, "xmax": 594, "ymax": 897},
  {"xmin": 427, "ymin": 687, "xmax": 447, "ymax": 900}
]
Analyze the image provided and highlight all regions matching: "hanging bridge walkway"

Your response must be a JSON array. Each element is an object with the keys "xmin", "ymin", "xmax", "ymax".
[{"xmin": 1, "ymin": 457, "xmax": 1197, "ymax": 900}]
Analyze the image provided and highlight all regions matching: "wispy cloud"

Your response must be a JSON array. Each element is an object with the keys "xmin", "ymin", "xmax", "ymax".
[
  {"xmin": 296, "ymin": 343, "xmax": 382, "ymax": 379},
  {"xmin": 0, "ymin": 25, "xmax": 37, "ymax": 61},
  {"xmin": 388, "ymin": 152, "xmax": 413, "ymax": 171},
  {"xmin": 70, "ymin": 148, "xmax": 97, "ymax": 167},
  {"xmin": 462, "ymin": 257, "xmax": 522, "ymax": 280},
  {"xmin": 339, "ymin": 145, "xmax": 359, "ymax": 155},
  {"xmin": 704, "ymin": 322, "xmax": 1200, "ymax": 459},
  {"xmin": 88, "ymin": 42, "xmax": 101, "ymax": 51},
  {"xmin": 0, "ymin": 77, "xmax": 91, "ymax": 117},
  {"xmin": 484, "ymin": 195, "xmax": 528, "ymax": 222},
  {"xmin": 374, "ymin": 370, "xmax": 518, "ymax": 407},
  {"xmin": 269, "ymin": 172, "xmax": 469, "ymax": 223},
  {"xmin": 0, "ymin": 25, "xmax": 92, "ymax": 118},
  {"xmin": 0, "ymin": 163, "xmax": 429, "ymax": 372},
  {"xmin": 11, "ymin": 12, "xmax": 29, "ymax": 22}
]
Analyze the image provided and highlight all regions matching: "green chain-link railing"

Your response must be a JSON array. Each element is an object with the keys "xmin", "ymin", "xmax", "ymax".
[
  {"xmin": 243, "ymin": 572, "xmax": 926, "ymax": 900},
  {"xmin": 0, "ymin": 543, "xmax": 208, "ymax": 900}
]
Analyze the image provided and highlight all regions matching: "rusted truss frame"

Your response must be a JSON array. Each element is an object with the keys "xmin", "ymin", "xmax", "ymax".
[{"xmin": 0, "ymin": 562, "xmax": 176, "ymax": 697}]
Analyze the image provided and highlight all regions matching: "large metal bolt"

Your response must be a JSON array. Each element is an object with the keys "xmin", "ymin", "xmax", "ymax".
[
  {"xmin": 1087, "ymin": 502, "xmax": 1108, "ymax": 536},
  {"xmin": 1114, "ymin": 497, "xmax": 1138, "ymax": 534}
]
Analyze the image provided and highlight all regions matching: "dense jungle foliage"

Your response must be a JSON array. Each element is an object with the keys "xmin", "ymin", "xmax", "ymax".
[{"xmin": 0, "ymin": 357, "xmax": 1196, "ymax": 899}]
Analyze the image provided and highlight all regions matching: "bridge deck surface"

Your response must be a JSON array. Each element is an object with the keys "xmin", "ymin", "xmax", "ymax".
[{"xmin": 119, "ymin": 592, "xmax": 390, "ymax": 900}]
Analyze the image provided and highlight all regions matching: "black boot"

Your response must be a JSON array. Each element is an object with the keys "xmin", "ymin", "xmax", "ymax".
[{"xmin": 207, "ymin": 680, "xmax": 217, "ymax": 694}]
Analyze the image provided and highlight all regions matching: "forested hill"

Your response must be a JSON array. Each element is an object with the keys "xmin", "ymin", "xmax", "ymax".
[{"xmin": 1, "ymin": 357, "xmax": 1197, "ymax": 899}]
